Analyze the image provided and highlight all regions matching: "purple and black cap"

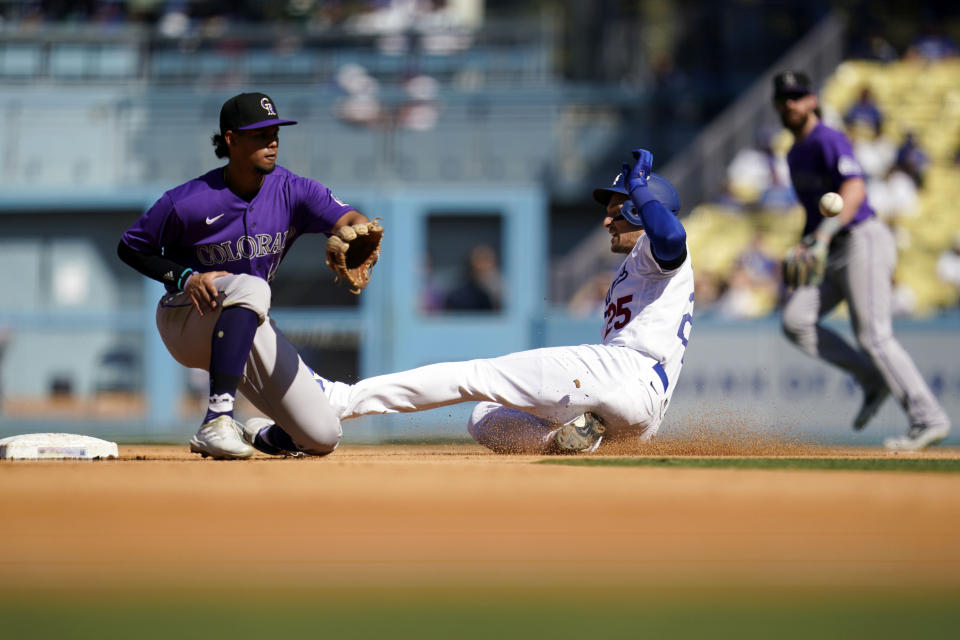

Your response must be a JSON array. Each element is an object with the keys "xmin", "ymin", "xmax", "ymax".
[
  {"xmin": 219, "ymin": 92, "xmax": 297, "ymax": 133},
  {"xmin": 773, "ymin": 71, "xmax": 813, "ymax": 100}
]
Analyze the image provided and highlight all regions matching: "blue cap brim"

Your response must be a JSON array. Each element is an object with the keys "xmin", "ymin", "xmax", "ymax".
[
  {"xmin": 236, "ymin": 118, "xmax": 298, "ymax": 130},
  {"xmin": 593, "ymin": 186, "xmax": 628, "ymax": 206}
]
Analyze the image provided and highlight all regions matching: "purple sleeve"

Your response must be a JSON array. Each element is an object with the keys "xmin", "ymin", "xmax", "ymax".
[
  {"xmin": 292, "ymin": 176, "xmax": 355, "ymax": 235},
  {"xmin": 120, "ymin": 192, "xmax": 183, "ymax": 254},
  {"xmin": 824, "ymin": 132, "xmax": 866, "ymax": 184}
]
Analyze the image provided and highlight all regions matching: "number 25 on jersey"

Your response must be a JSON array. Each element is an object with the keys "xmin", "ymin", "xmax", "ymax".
[{"xmin": 603, "ymin": 294, "xmax": 633, "ymax": 339}]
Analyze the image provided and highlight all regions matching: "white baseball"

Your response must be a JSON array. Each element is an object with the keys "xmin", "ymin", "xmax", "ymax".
[{"xmin": 819, "ymin": 192, "xmax": 844, "ymax": 218}]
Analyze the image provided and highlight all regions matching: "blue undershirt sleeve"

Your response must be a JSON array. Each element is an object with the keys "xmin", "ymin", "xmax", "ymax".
[{"xmin": 633, "ymin": 197, "xmax": 687, "ymax": 266}]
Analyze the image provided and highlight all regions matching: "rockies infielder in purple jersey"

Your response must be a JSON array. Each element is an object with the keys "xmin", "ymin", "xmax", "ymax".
[
  {"xmin": 773, "ymin": 71, "xmax": 950, "ymax": 451},
  {"xmin": 118, "ymin": 92, "xmax": 371, "ymax": 459}
]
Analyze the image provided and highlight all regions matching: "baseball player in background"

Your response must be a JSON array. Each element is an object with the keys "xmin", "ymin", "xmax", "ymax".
[
  {"xmin": 245, "ymin": 149, "xmax": 694, "ymax": 455},
  {"xmin": 118, "ymin": 92, "xmax": 376, "ymax": 459},
  {"xmin": 773, "ymin": 71, "xmax": 951, "ymax": 451}
]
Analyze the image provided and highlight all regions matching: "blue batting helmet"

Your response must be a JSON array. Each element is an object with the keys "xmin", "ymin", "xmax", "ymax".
[{"xmin": 592, "ymin": 171, "xmax": 681, "ymax": 224}]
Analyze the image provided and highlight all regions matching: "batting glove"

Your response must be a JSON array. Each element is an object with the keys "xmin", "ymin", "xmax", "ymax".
[{"xmin": 623, "ymin": 148, "xmax": 657, "ymax": 209}]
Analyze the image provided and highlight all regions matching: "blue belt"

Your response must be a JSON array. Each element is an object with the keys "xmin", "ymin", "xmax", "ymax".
[{"xmin": 653, "ymin": 362, "xmax": 668, "ymax": 392}]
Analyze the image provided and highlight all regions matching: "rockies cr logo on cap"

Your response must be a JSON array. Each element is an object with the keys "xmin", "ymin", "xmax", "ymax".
[{"xmin": 219, "ymin": 92, "xmax": 298, "ymax": 132}]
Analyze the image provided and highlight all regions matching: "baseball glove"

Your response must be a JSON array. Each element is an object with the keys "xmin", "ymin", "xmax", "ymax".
[
  {"xmin": 325, "ymin": 218, "xmax": 384, "ymax": 294},
  {"xmin": 782, "ymin": 235, "xmax": 827, "ymax": 289}
]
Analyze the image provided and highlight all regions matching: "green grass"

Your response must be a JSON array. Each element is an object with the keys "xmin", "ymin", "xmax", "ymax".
[
  {"xmin": 540, "ymin": 456, "xmax": 960, "ymax": 472},
  {"xmin": 2, "ymin": 591, "xmax": 959, "ymax": 639}
]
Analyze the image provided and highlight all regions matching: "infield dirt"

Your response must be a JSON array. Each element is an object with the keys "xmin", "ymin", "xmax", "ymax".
[{"xmin": 2, "ymin": 442, "xmax": 959, "ymax": 599}]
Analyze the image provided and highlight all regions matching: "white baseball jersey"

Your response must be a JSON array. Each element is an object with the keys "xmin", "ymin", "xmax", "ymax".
[
  {"xmin": 327, "ymin": 233, "xmax": 695, "ymax": 452},
  {"xmin": 602, "ymin": 234, "xmax": 695, "ymax": 408}
]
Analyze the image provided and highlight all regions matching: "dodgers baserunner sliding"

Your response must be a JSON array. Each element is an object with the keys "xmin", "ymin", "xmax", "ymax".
[
  {"xmin": 248, "ymin": 149, "xmax": 694, "ymax": 455},
  {"xmin": 118, "ymin": 92, "xmax": 381, "ymax": 459}
]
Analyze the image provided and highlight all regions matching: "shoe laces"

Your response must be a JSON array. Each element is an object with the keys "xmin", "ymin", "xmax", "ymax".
[{"xmin": 205, "ymin": 417, "xmax": 239, "ymax": 438}]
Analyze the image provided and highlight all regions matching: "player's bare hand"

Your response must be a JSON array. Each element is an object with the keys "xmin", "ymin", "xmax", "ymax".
[{"xmin": 185, "ymin": 270, "xmax": 228, "ymax": 315}]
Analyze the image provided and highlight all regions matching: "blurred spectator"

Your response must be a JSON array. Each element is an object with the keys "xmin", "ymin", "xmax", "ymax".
[
  {"xmin": 936, "ymin": 231, "xmax": 960, "ymax": 291},
  {"xmin": 712, "ymin": 265, "xmax": 777, "ymax": 319},
  {"xmin": 711, "ymin": 180, "xmax": 747, "ymax": 209},
  {"xmin": 848, "ymin": 119, "xmax": 896, "ymax": 181},
  {"xmin": 869, "ymin": 165, "xmax": 920, "ymax": 221},
  {"xmin": 711, "ymin": 234, "xmax": 780, "ymax": 319},
  {"xmin": 894, "ymin": 131, "xmax": 929, "ymax": 188},
  {"xmin": 737, "ymin": 231, "xmax": 779, "ymax": 285},
  {"xmin": 419, "ymin": 257, "xmax": 445, "ymax": 313},
  {"xmin": 444, "ymin": 244, "xmax": 503, "ymax": 312},
  {"xmin": 846, "ymin": 14, "xmax": 898, "ymax": 62},
  {"xmin": 844, "ymin": 87, "xmax": 883, "ymax": 136},
  {"xmin": 397, "ymin": 74, "xmax": 440, "ymax": 131},
  {"xmin": 725, "ymin": 126, "xmax": 792, "ymax": 208},
  {"xmin": 344, "ymin": 0, "xmax": 479, "ymax": 38},
  {"xmin": 849, "ymin": 32, "xmax": 899, "ymax": 62},
  {"xmin": 334, "ymin": 64, "xmax": 385, "ymax": 128},
  {"xmin": 868, "ymin": 131, "xmax": 929, "ymax": 221},
  {"xmin": 905, "ymin": 23, "xmax": 960, "ymax": 61},
  {"xmin": 692, "ymin": 270, "xmax": 723, "ymax": 312},
  {"xmin": 158, "ymin": 3, "xmax": 190, "ymax": 38}
]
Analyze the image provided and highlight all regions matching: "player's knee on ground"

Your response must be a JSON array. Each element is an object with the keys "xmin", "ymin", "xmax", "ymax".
[
  {"xmin": 468, "ymin": 403, "xmax": 554, "ymax": 454},
  {"xmin": 289, "ymin": 420, "xmax": 342, "ymax": 456},
  {"xmin": 222, "ymin": 274, "xmax": 272, "ymax": 323}
]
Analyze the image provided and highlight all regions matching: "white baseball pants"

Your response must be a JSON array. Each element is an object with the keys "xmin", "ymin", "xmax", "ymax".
[{"xmin": 334, "ymin": 343, "xmax": 669, "ymax": 453}]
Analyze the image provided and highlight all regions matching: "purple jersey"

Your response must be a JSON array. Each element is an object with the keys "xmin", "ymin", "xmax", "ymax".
[
  {"xmin": 122, "ymin": 165, "xmax": 353, "ymax": 290},
  {"xmin": 786, "ymin": 122, "xmax": 875, "ymax": 236}
]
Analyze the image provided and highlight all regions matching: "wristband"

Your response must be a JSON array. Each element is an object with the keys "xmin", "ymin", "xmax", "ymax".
[
  {"xmin": 814, "ymin": 216, "xmax": 843, "ymax": 241},
  {"xmin": 628, "ymin": 183, "xmax": 658, "ymax": 210},
  {"xmin": 176, "ymin": 268, "xmax": 195, "ymax": 291}
]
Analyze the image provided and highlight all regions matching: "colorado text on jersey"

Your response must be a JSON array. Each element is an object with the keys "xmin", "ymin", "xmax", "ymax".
[{"xmin": 195, "ymin": 227, "xmax": 294, "ymax": 266}]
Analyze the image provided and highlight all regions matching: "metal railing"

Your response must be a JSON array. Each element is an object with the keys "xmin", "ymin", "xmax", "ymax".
[{"xmin": 659, "ymin": 11, "xmax": 847, "ymax": 212}]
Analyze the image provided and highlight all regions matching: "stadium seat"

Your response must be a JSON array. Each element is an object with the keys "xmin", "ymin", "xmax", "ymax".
[{"xmin": 820, "ymin": 59, "xmax": 960, "ymax": 315}]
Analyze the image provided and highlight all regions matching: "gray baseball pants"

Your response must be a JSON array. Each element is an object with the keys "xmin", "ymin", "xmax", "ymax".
[
  {"xmin": 155, "ymin": 273, "xmax": 342, "ymax": 454},
  {"xmin": 781, "ymin": 217, "xmax": 949, "ymax": 429}
]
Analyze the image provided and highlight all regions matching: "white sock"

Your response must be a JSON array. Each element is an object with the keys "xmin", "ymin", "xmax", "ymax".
[{"xmin": 208, "ymin": 392, "xmax": 235, "ymax": 415}]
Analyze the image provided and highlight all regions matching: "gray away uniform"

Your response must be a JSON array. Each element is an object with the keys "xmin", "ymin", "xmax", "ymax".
[{"xmin": 782, "ymin": 122, "xmax": 949, "ymax": 432}]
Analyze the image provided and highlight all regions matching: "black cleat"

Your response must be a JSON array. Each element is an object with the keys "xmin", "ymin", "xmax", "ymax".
[
  {"xmin": 242, "ymin": 418, "xmax": 305, "ymax": 457},
  {"xmin": 853, "ymin": 385, "xmax": 889, "ymax": 431}
]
